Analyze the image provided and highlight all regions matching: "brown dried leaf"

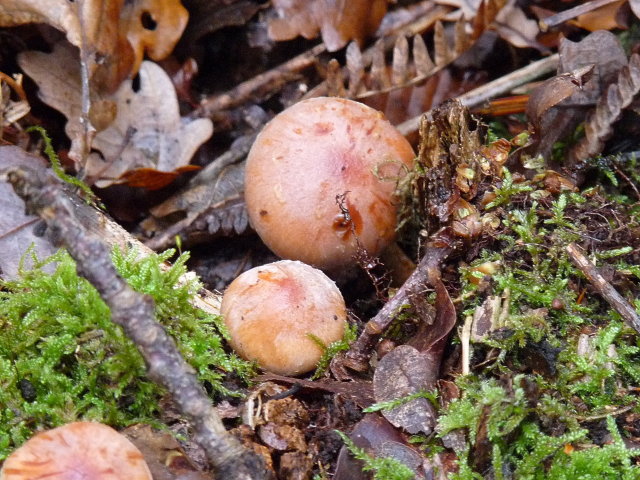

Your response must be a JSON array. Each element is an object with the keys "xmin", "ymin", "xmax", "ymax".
[
  {"xmin": 144, "ymin": 149, "xmax": 248, "ymax": 250},
  {"xmin": 0, "ymin": 0, "xmax": 81, "ymax": 45},
  {"xmin": 526, "ymin": 68, "xmax": 591, "ymax": 131},
  {"xmin": 570, "ymin": 53, "xmax": 640, "ymax": 163},
  {"xmin": 346, "ymin": 42, "xmax": 365, "ymax": 97},
  {"xmin": 558, "ymin": 30, "xmax": 628, "ymax": 105},
  {"xmin": 18, "ymin": 46, "xmax": 212, "ymax": 187},
  {"xmin": 268, "ymin": 0, "xmax": 388, "ymax": 52},
  {"xmin": 391, "ymin": 35, "xmax": 410, "ymax": 87},
  {"xmin": 370, "ymin": 38, "xmax": 390, "ymax": 91},
  {"xmin": 433, "ymin": 21, "xmax": 451, "ymax": 66},
  {"xmin": 525, "ymin": 30, "xmax": 627, "ymax": 163},
  {"xmin": 120, "ymin": 0, "xmax": 188, "ymax": 75},
  {"xmin": 453, "ymin": 17, "xmax": 469, "ymax": 56},
  {"xmin": 373, "ymin": 345, "xmax": 437, "ymax": 435},
  {"xmin": 3, "ymin": 0, "xmax": 188, "ymax": 94},
  {"xmin": 85, "ymin": 61, "xmax": 212, "ymax": 187},
  {"xmin": 493, "ymin": 0, "xmax": 542, "ymax": 51},
  {"xmin": 123, "ymin": 424, "xmax": 212, "ymax": 480},
  {"xmin": 572, "ymin": 0, "xmax": 628, "ymax": 31},
  {"xmin": 18, "ymin": 43, "xmax": 85, "ymax": 150},
  {"xmin": 334, "ymin": 414, "xmax": 431, "ymax": 480},
  {"xmin": 413, "ymin": 34, "xmax": 434, "ymax": 78}
]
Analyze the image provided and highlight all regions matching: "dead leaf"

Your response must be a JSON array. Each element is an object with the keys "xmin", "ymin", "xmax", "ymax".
[
  {"xmin": 2, "ymin": 0, "xmax": 188, "ymax": 93},
  {"xmin": 570, "ymin": 53, "xmax": 640, "ymax": 164},
  {"xmin": 334, "ymin": 414, "xmax": 431, "ymax": 480},
  {"xmin": 117, "ymin": 165, "xmax": 201, "ymax": 190},
  {"xmin": 18, "ymin": 43, "xmax": 85, "ymax": 149},
  {"xmin": 19, "ymin": 46, "xmax": 211, "ymax": 187},
  {"xmin": 143, "ymin": 136, "xmax": 252, "ymax": 249},
  {"xmin": 572, "ymin": 0, "xmax": 628, "ymax": 31},
  {"xmin": 0, "ymin": 146, "xmax": 57, "ymax": 280},
  {"xmin": 493, "ymin": 0, "xmax": 543, "ymax": 51},
  {"xmin": 268, "ymin": 0, "xmax": 389, "ymax": 52},
  {"xmin": 524, "ymin": 30, "xmax": 628, "ymax": 163},
  {"xmin": 526, "ymin": 67, "xmax": 592, "ymax": 131},
  {"xmin": 120, "ymin": 0, "xmax": 189, "ymax": 74},
  {"xmin": 122, "ymin": 424, "xmax": 212, "ymax": 480},
  {"xmin": 372, "ymin": 345, "xmax": 437, "ymax": 435},
  {"xmin": 85, "ymin": 60, "xmax": 212, "ymax": 187}
]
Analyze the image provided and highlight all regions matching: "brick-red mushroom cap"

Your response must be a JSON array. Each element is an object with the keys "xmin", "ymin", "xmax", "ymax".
[
  {"xmin": 245, "ymin": 97, "xmax": 415, "ymax": 272},
  {"xmin": 221, "ymin": 260, "xmax": 347, "ymax": 375},
  {"xmin": 0, "ymin": 422, "xmax": 152, "ymax": 480}
]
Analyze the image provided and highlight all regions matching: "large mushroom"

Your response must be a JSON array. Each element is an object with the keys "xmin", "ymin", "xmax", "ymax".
[
  {"xmin": 221, "ymin": 260, "xmax": 347, "ymax": 375},
  {"xmin": 0, "ymin": 422, "xmax": 152, "ymax": 480},
  {"xmin": 245, "ymin": 97, "xmax": 415, "ymax": 273}
]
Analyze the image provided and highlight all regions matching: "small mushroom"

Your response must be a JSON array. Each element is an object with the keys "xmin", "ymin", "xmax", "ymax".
[
  {"xmin": 245, "ymin": 97, "xmax": 415, "ymax": 273},
  {"xmin": 221, "ymin": 260, "xmax": 347, "ymax": 375},
  {"xmin": 0, "ymin": 422, "xmax": 153, "ymax": 480}
]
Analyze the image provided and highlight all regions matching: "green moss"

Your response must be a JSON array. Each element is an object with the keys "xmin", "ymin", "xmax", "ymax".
[
  {"xmin": 0, "ymin": 247, "xmax": 254, "ymax": 459},
  {"xmin": 434, "ymin": 159, "xmax": 640, "ymax": 478},
  {"xmin": 310, "ymin": 321, "xmax": 358, "ymax": 380}
]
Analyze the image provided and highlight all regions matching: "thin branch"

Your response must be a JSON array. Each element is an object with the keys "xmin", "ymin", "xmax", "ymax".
[
  {"xmin": 566, "ymin": 242, "xmax": 640, "ymax": 334},
  {"xmin": 539, "ymin": 0, "xmax": 620, "ymax": 31},
  {"xmin": 343, "ymin": 231, "xmax": 455, "ymax": 372},
  {"xmin": 5, "ymin": 166, "xmax": 271, "ymax": 480},
  {"xmin": 397, "ymin": 54, "xmax": 560, "ymax": 137}
]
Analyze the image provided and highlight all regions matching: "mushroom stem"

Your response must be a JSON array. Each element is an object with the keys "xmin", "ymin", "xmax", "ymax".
[{"xmin": 380, "ymin": 241, "xmax": 416, "ymax": 286}]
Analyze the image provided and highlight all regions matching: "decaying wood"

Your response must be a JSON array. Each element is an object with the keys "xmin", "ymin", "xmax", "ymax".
[
  {"xmin": 566, "ymin": 242, "xmax": 640, "ymax": 335},
  {"xmin": 4, "ymin": 165, "xmax": 270, "ymax": 479},
  {"xmin": 569, "ymin": 54, "xmax": 640, "ymax": 167}
]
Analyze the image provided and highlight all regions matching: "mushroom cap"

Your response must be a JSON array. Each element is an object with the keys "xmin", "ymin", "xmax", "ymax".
[
  {"xmin": 245, "ymin": 97, "xmax": 415, "ymax": 272},
  {"xmin": 0, "ymin": 422, "xmax": 152, "ymax": 480},
  {"xmin": 221, "ymin": 260, "xmax": 347, "ymax": 375}
]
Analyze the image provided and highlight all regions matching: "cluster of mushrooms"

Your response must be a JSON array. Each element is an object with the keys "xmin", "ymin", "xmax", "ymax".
[
  {"xmin": 223, "ymin": 97, "xmax": 415, "ymax": 376},
  {"xmin": 0, "ymin": 97, "xmax": 415, "ymax": 478}
]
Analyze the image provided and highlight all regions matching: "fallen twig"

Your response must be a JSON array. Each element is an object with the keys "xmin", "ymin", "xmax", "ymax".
[
  {"xmin": 397, "ymin": 54, "xmax": 559, "ymax": 136},
  {"xmin": 566, "ymin": 242, "xmax": 640, "ymax": 334},
  {"xmin": 5, "ymin": 165, "xmax": 271, "ymax": 480},
  {"xmin": 343, "ymin": 230, "xmax": 455, "ymax": 372}
]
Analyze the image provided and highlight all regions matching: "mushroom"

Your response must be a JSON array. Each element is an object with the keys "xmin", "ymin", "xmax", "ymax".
[
  {"xmin": 0, "ymin": 422, "xmax": 152, "ymax": 480},
  {"xmin": 245, "ymin": 97, "xmax": 415, "ymax": 273},
  {"xmin": 221, "ymin": 260, "xmax": 347, "ymax": 375}
]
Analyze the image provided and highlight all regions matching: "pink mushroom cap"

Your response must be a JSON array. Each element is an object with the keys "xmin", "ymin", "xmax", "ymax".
[
  {"xmin": 245, "ymin": 97, "xmax": 415, "ymax": 272},
  {"xmin": 221, "ymin": 260, "xmax": 347, "ymax": 375}
]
